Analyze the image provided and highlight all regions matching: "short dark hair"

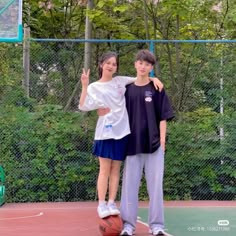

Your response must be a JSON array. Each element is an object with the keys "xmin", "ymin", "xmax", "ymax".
[
  {"xmin": 135, "ymin": 49, "xmax": 156, "ymax": 65},
  {"xmin": 98, "ymin": 51, "xmax": 119, "ymax": 78}
]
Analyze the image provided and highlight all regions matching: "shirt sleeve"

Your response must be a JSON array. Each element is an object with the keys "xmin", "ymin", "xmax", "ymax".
[
  {"xmin": 156, "ymin": 89, "xmax": 175, "ymax": 121},
  {"xmin": 78, "ymin": 85, "xmax": 105, "ymax": 111},
  {"xmin": 114, "ymin": 76, "xmax": 136, "ymax": 86}
]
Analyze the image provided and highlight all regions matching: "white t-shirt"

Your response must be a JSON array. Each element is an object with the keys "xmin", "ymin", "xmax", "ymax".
[{"xmin": 79, "ymin": 76, "xmax": 136, "ymax": 140}]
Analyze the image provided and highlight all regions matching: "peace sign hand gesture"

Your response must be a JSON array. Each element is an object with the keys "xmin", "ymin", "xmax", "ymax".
[{"xmin": 80, "ymin": 68, "xmax": 90, "ymax": 87}]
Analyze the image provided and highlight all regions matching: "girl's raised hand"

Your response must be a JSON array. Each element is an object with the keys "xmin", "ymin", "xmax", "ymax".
[{"xmin": 81, "ymin": 68, "xmax": 90, "ymax": 87}]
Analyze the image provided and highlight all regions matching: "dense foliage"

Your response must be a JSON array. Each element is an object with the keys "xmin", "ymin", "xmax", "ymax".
[
  {"xmin": 0, "ymin": 0, "xmax": 235, "ymax": 202},
  {"xmin": 1, "ymin": 89, "xmax": 98, "ymax": 202}
]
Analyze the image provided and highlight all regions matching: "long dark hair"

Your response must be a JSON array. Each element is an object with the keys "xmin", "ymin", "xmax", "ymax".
[{"xmin": 98, "ymin": 51, "xmax": 119, "ymax": 78}]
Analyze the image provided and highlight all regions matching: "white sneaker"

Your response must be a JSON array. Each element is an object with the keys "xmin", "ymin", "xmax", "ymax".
[
  {"xmin": 107, "ymin": 202, "xmax": 120, "ymax": 215},
  {"xmin": 97, "ymin": 204, "xmax": 110, "ymax": 218},
  {"xmin": 120, "ymin": 226, "xmax": 134, "ymax": 235},
  {"xmin": 149, "ymin": 227, "xmax": 165, "ymax": 235}
]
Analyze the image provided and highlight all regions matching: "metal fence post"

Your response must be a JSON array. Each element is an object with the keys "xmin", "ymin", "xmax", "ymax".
[
  {"xmin": 23, "ymin": 24, "xmax": 30, "ymax": 98},
  {"xmin": 149, "ymin": 41, "xmax": 155, "ymax": 77}
]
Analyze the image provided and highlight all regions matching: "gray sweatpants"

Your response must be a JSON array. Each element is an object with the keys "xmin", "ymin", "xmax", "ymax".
[{"xmin": 120, "ymin": 147, "xmax": 164, "ymax": 231}]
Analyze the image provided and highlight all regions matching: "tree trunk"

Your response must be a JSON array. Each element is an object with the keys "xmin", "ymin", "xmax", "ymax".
[
  {"xmin": 64, "ymin": 0, "xmax": 93, "ymax": 111},
  {"xmin": 84, "ymin": 0, "xmax": 93, "ymax": 70}
]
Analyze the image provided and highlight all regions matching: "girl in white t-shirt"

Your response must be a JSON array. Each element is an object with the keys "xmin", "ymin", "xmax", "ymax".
[{"xmin": 79, "ymin": 52, "xmax": 162, "ymax": 219}]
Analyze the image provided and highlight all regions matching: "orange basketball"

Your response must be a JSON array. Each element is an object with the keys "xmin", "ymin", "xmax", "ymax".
[{"xmin": 98, "ymin": 215, "xmax": 123, "ymax": 236}]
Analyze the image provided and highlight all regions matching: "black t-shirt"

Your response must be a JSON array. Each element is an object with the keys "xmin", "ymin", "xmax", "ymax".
[{"xmin": 125, "ymin": 82, "xmax": 174, "ymax": 155}]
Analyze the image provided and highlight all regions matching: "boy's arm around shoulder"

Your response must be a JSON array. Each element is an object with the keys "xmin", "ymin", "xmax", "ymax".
[{"xmin": 114, "ymin": 75, "xmax": 136, "ymax": 85}]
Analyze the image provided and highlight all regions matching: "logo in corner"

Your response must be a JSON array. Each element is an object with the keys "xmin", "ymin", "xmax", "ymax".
[{"xmin": 217, "ymin": 220, "xmax": 229, "ymax": 226}]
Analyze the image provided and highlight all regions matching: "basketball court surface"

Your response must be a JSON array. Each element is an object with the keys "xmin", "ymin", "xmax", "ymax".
[{"xmin": 0, "ymin": 201, "xmax": 235, "ymax": 236}]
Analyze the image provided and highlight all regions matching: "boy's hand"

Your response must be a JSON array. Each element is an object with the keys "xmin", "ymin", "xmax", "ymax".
[
  {"xmin": 81, "ymin": 68, "xmax": 90, "ymax": 87},
  {"xmin": 160, "ymin": 141, "xmax": 166, "ymax": 152},
  {"xmin": 149, "ymin": 77, "xmax": 164, "ymax": 91},
  {"xmin": 97, "ymin": 108, "xmax": 110, "ymax": 116}
]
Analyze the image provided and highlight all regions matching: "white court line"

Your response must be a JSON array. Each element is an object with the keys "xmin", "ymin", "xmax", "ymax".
[
  {"xmin": 137, "ymin": 216, "xmax": 174, "ymax": 236},
  {"xmin": 0, "ymin": 212, "xmax": 44, "ymax": 221}
]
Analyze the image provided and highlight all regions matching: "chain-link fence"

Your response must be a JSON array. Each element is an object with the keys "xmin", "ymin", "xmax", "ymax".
[{"xmin": 0, "ymin": 39, "xmax": 235, "ymax": 203}]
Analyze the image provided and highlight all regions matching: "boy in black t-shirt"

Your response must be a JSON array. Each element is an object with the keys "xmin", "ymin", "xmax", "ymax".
[{"xmin": 120, "ymin": 50, "xmax": 174, "ymax": 236}]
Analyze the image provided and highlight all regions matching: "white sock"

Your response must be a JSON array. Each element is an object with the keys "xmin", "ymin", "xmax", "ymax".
[
  {"xmin": 99, "ymin": 200, "xmax": 106, "ymax": 206},
  {"xmin": 108, "ymin": 200, "xmax": 114, "ymax": 205}
]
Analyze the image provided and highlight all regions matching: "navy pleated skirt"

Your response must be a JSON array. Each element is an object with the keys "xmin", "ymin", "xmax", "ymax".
[{"xmin": 92, "ymin": 135, "xmax": 128, "ymax": 161}]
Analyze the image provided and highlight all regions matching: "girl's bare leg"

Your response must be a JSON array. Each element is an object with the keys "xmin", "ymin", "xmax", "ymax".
[
  {"xmin": 108, "ymin": 160, "xmax": 122, "ymax": 201},
  {"xmin": 97, "ymin": 157, "xmax": 112, "ymax": 201}
]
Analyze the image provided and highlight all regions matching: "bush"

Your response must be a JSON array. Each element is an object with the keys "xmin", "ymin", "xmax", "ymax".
[{"xmin": 0, "ymin": 90, "xmax": 98, "ymax": 202}]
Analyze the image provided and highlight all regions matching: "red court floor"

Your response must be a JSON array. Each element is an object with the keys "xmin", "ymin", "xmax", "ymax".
[
  {"xmin": 0, "ymin": 201, "xmax": 235, "ymax": 236},
  {"xmin": 0, "ymin": 202, "xmax": 151, "ymax": 236}
]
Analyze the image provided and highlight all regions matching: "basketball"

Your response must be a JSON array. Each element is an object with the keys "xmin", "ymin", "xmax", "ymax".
[{"xmin": 98, "ymin": 215, "xmax": 123, "ymax": 236}]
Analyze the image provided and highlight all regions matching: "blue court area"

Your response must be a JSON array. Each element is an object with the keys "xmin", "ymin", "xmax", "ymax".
[{"xmin": 138, "ymin": 206, "xmax": 236, "ymax": 236}]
